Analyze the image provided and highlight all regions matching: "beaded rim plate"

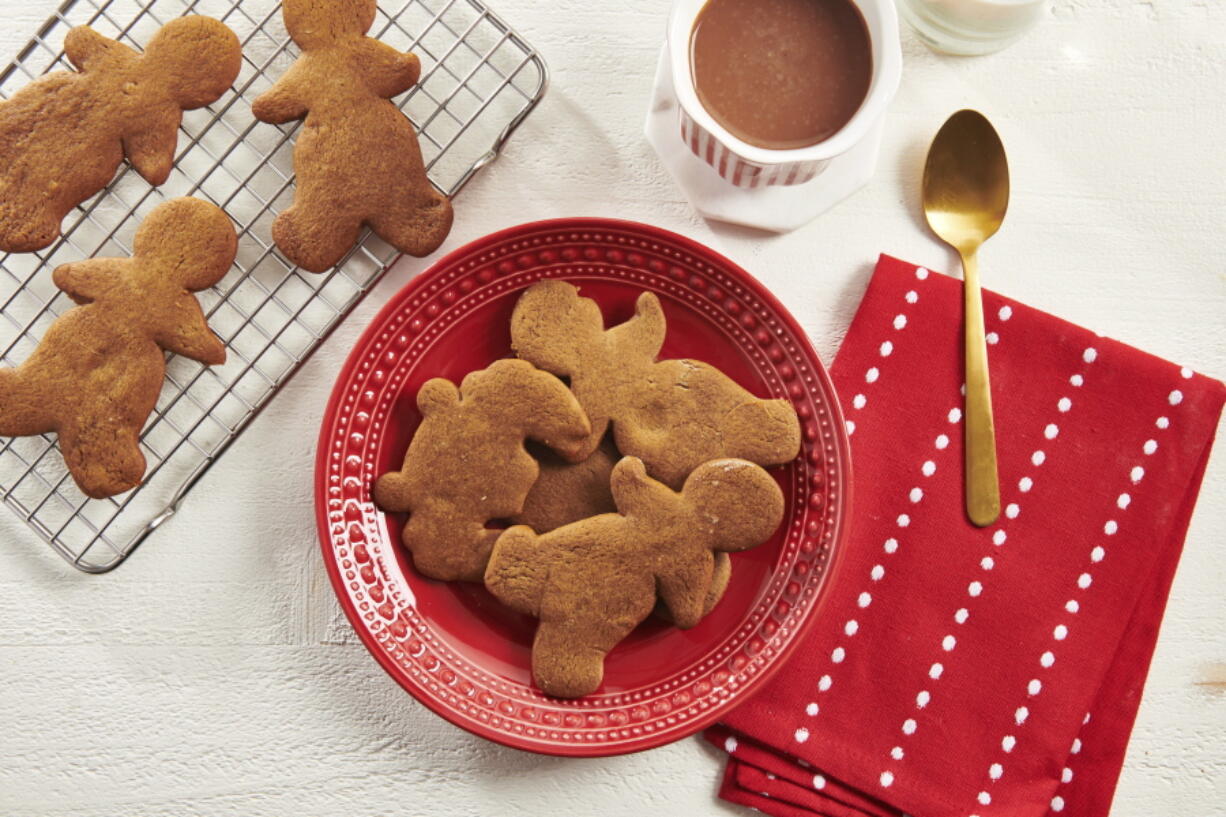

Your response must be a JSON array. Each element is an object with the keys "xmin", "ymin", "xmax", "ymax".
[{"xmin": 314, "ymin": 218, "xmax": 851, "ymax": 756}]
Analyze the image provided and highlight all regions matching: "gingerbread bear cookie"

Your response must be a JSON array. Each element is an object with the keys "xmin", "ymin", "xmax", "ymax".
[
  {"xmin": 373, "ymin": 359, "xmax": 591, "ymax": 583},
  {"xmin": 511, "ymin": 280, "xmax": 802, "ymax": 489},
  {"xmin": 0, "ymin": 18, "xmax": 241, "ymax": 253},
  {"xmin": 251, "ymin": 0, "xmax": 453, "ymax": 272},
  {"xmin": 485, "ymin": 456, "xmax": 784, "ymax": 698},
  {"xmin": 0, "ymin": 197, "xmax": 236, "ymax": 498}
]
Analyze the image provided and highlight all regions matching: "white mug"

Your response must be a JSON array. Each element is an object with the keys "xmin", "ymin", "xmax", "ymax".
[{"xmin": 666, "ymin": 0, "xmax": 902, "ymax": 188}]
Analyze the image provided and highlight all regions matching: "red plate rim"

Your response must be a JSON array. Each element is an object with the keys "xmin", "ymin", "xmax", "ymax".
[{"xmin": 314, "ymin": 217, "xmax": 853, "ymax": 756}]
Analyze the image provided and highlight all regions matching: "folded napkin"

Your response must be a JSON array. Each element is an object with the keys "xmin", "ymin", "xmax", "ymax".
[{"xmin": 707, "ymin": 255, "xmax": 1225, "ymax": 817}]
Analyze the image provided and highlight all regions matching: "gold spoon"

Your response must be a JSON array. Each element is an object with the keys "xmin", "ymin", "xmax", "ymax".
[{"xmin": 922, "ymin": 109, "xmax": 1009, "ymax": 527}]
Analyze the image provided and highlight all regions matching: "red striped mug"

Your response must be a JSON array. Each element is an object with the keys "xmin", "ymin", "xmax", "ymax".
[{"xmin": 667, "ymin": 0, "xmax": 902, "ymax": 189}]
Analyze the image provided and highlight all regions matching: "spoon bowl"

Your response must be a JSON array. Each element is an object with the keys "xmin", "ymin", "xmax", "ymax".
[
  {"xmin": 923, "ymin": 111, "xmax": 1010, "ymax": 252},
  {"xmin": 922, "ymin": 109, "xmax": 1010, "ymax": 527}
]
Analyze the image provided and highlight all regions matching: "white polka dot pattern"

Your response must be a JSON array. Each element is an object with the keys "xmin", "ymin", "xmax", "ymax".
[
  {"xmin": 971, "ymin": 378, "xmax": 1183, "ymax": 815},
  {"xmin": 809, "ymin": 278, "xmax": 951, "ymax": 750}
]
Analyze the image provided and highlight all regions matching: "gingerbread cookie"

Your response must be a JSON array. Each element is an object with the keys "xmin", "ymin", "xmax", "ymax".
[
  {"xmin": 0, "ymin": 197, "xmax": 236, "ymax": 498},
  {"xmin": 511, "ymin": 280, "xmax": 802, "ymax": 488},
  {"xmin": 373, "ymin": 359, "xmax": 591, "ymax": 582},
  {"xmin": 0, "ymin": 18, "xmax": 241, "ymax": 253},
  {"xmin": 485, "ymin": 456, "xmax": 784, "ymax": 698},
  {"xmin": 251, "ymin": 0, "xmax": 453, "ymax": 272},
  {"xmin": 512, "ymin": 437, "xmax": 619, "ymax": 533},
  {"xmin": 514, "ymin": 435, "xmax": 734, "ymax": 621}
]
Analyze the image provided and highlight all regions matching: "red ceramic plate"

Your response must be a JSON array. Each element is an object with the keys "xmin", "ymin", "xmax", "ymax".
[{"xmin": 315, "ymin": 219, "xmax": 851, "ymax": 756}]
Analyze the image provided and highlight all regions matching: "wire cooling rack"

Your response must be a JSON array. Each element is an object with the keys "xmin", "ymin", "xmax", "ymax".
[{"xmin": 0, "ymin": 0, "xmax": 546, "ymax": 572}]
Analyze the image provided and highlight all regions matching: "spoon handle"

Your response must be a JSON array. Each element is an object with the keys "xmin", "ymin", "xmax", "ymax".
[{"xmin": 961, "ymin": 250, "xmax": 1001, "ymax": 527}]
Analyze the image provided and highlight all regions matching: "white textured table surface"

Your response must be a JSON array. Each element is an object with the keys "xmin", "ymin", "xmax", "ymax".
[{"xmin": 2, "ymin": 1, "xmax": 1223, "ymax": 814}]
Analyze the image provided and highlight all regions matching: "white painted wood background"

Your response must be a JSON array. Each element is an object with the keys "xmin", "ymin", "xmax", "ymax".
[{"xmin": 1, "ymin": 0, "xmax": 1223, "ymax": 814}]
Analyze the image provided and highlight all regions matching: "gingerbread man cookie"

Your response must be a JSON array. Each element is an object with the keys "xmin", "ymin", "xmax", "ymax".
[
  {"xmin": 0, "ymin": 197, "xmax": 236, "ymax": 498},
  {"xmin": 511, "ymin": 280, "xmax": 802, "ymax": 488},
  {"xmin": 252, "ymin": 0, "xmax": 453, "ymax": 272},
  {"xmin": 373, "ymin": 359, "xmax": 591, "ymax": 582},
  {"xmin": 0, "ymin": 18, "xmax": 241, "ymax": 253},
  {"xmin": 485, "ymin": 456, "xmax": 784, "ymax": 697}
]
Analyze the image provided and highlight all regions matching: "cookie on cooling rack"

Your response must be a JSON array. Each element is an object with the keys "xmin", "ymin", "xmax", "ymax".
[
  {"xmin": 251, "ymin": 0, "xmax": 453, "ymax": 273},
  {"xmin": 0, "ymin": 198, "xmax": 236, "ymax": 499},
  {"xmin": 0, "ymin": 17, "xmax": 241, "ymax": 253}
]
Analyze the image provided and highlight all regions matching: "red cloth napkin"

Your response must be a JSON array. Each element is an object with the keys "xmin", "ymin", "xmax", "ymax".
[{"xmin": 707, "ymin": 254, "xmax": 1225, "ymax": 817}]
